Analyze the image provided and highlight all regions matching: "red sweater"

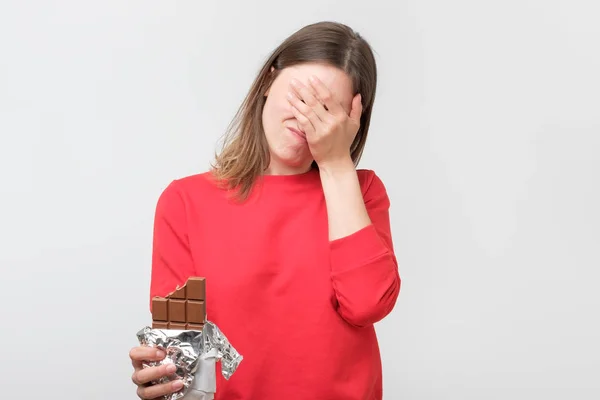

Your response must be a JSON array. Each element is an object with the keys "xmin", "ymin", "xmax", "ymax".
[{"xmin": 149, "ymin": 168, "xmax": 401, "ymax": 400}]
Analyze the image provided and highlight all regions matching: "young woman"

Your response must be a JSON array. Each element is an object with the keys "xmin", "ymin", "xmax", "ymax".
[{"xmin": 129, "ymin": 21, "xmax": 401, "ymax": 400}]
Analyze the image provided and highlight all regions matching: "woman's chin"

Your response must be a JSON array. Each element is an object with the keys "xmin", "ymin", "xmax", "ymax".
[{"xmin": 270, "ymin": 148, "xmax": 313, "ymax": 171}]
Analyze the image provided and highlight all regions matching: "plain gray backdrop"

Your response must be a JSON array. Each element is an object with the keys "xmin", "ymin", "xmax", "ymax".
[{"xmin": 1, "ymin": 0, "xmax": 599, "ymax": 399}]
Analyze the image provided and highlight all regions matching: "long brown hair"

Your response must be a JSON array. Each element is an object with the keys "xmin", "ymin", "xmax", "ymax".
[{"xmin": 211, "ymin": 21, "xmax": 378, "ymax": 200}]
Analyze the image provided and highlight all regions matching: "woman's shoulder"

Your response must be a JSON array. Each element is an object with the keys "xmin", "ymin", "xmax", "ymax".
[
  {"xmin": 170, "ymin": 170, "xmax": 217, "ymax": 190},
  {"xmin": 356, "ymin": 168, "xmax": 388, "ymax": 192},
  {"xmin": 156, "ymin": 170, "xmax": 221, "ymax": 205}
]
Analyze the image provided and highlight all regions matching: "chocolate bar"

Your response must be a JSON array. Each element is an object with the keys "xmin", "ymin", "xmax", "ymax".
[{"xmin": 152, "ymin": 277, "xmax": 206, "ymax": 330}]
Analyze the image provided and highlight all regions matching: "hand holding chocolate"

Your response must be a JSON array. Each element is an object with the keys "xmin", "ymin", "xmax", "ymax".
[{"xmin": 136, "ymin": 277, "xmax": 242, "ymax": 400}]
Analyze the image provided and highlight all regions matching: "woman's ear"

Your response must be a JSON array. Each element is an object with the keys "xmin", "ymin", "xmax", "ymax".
[{"xmin": 264, "ymin": 66, "xmax": 276, "ymax": 97}]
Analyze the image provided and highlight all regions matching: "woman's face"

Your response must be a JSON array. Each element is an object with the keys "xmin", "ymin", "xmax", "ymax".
[{"xmin": 261, "ymin": 62, "xmax": 354, "ymax": 175}]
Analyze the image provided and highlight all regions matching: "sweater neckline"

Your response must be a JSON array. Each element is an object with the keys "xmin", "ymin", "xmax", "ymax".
[{"xmin": 257, "ymin": 167, "xmax": 320, "ymax": 184}]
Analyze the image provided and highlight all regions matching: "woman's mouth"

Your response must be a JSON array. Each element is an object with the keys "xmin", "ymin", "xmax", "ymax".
[{"xmin": 287, "ymin": 127, "xmax": 306, "ymax": 140}]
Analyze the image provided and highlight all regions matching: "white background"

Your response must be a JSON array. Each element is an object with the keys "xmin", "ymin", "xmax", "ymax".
[{"xmin": 1, "ymin": 1, "xmax": 599, "ymax": 399}]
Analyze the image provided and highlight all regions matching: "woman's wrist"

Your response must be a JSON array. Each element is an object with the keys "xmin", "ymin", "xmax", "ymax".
[
  {"xmin": 317, "ymin": 156, "xmax": 356, "ymax": 178},
  {"xmin": 318, "ymin": 157, "xmax": 371, "ymax": 240}
]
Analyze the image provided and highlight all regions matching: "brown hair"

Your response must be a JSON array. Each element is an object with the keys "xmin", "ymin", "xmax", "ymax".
[{"xmin": 211, "ymin": 21, "xmax": 378, "ymax": 200}]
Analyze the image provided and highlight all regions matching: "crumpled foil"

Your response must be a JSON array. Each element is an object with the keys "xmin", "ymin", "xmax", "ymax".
[{"xmin": 136, "ymin": 321, "xmax": 243, "ymax": 400}]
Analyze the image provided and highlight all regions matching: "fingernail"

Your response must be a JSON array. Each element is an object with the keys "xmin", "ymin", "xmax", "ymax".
[
  {"xmin": 291, "ymin": 78, "xmax": 299, "ymax": 86},
  {"xmin": 309, "ymin": 75, "xmax": 316, "ymax": 82},
  {"xmin": 172, "ymin": 380, "xmax": 184, "ymax": 390},
  {"xmin": 166, "ymin": 364, "xmax": 177, "ymax": 373},
  {"xmin": 156, "ymin": 350, "xmax": 165, "ymax": 358}
]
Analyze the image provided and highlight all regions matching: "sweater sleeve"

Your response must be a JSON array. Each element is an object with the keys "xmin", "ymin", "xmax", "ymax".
[
  {"xmin": 329, "ymin": 171, "xmax": 401, "ymax": 327},
  {"xmin": 148, "ymin": 180, "xmax": 196, "ymax": 311}
]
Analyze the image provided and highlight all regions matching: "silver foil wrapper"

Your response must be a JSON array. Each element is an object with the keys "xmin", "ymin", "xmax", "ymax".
[{"xmin": 136, "ymin": 321, "xmax": 243, "ymax": 400}]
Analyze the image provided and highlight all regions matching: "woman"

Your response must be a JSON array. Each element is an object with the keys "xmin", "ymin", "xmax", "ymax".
[{"xmin": 129, "ymin": 21, "xmax": 401, "ymax": 400}]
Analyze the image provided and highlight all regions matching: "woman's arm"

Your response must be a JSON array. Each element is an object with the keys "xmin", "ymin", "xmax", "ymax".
[
  {"xmin": 319, "ymin": 159, "xmax": 373, "ymax": 240},
  {"xmin": 149, "ymin": 180, "xmax": 196, "ymax": 310},
  {"xmin": 320, "ymin": 164, "xmax": 401, "ymax": 328}
]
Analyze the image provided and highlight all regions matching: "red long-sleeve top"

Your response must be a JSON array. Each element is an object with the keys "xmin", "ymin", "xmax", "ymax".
[{"xmin": 149, "ymin": 168, "xmax": 401, "ymax": 400}]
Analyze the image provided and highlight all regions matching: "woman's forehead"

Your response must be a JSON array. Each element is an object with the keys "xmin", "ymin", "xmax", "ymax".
[{"xmin": 289, "ymin": 64, "xmax": 353, "ymax": 94}]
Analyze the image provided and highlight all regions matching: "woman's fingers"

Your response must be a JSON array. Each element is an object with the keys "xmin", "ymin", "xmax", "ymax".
[
  {"xmin": 132, "ymin": 363, "xmax": 176, "ymax": 386},
  {"xmin": 130, "ymin": 346, "xmax": 165, "ymax": 369},
  {"xmin": 287, "ymin": 92, "xmax": 316, "ymax": 137},
  {"xmin": 307, "ymin": 75, "xmax": 345, "ymax": 116},
  {"xmin": 289, "ymin": 79, "xmax": 329, "ymax": 122},
  {"xmin": 136, "ymin": 379, "xmax": 184, "ymax": 400},
  {"xmin": 129, "ymin": 346, "xmax": 184, "ymax": 400}
]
